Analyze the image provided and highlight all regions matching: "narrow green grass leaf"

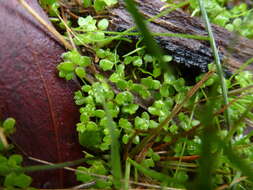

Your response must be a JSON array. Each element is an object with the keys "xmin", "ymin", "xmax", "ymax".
[
  {"xmin": 219, "ymin": 139, "xmax": 253, "ymax": 182},
  {"xmin": 194, "ymin": 103, "xmax": 220, "ymax": 190},
  {"xmin": 106, "ymin": 1, "xmax": 191, "ymax": 44},
  {"xmin": 123, "ymin": 0, "xmax": 167, "ymax": 70},
  {"xmin": 7, "ymin": 158, "xmax": 86, "ymax": 173},
  {"xmin": 226, "ymin": 100, "xmax": 253, "ymax": 141},
  {"xmin": 124, "ymin": 159, "xmax": 131, "ymax": 190},
  {"xmin": 230, "ymin": 57, "xmax": 253, "ymax": 81},
  {"xmin": 198, "ymin": 0, "xmax": 231, "ymax": 129},
  {"xmin": 103, "ymin": 101, "xmax": 122, "ymax": 188},
  {"xmin": 128, "ymin": 158, "xmax": 173, "ymax": 184},
  {"xmin": 229, "ymin": 102, "xmax": 253, "ymax": 144},
  {"xmin": 102, "ymin": 31, "xmax": 209, "ymax": 40},
  {"xmin": 130, "ymin": 71, "xmax": 214, "ymax": 157},
  {"xmin": 148, "ymin": 1, "xmax": 190, "ymax": 22}
]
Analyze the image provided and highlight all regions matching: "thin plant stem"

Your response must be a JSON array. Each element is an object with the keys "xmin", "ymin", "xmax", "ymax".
[
  {"xmin": 124, "ymin": 159, "xmax": 131, "ymax": 190},
  {"xmin": 0, "ymin": 128, "xmax": 8, "ymax": 148},
  {"xmin": 28, "ymin": 156, "xmax": 108, "ymax": 179},
  {"xmin": 103, "ymin": 100, "xmax": 122, "ymax": 188},
  {"xmin": 215, "ymin": 176, "xmax": 247, "ymax": 190},
  {"xmin": 55, "ymin": 11, "xmax": 94, "ymax": 52},
  {"xmin": 229, "ymin": 57, "xmax": 253, "ymax": 81},
  {"xmin": 18, "ymin": 0, "xmax": 73, "ymax": 50},
  {"xmin": 131, "ymin": 71, "xmax": 214, "ymax": 158},
  {"xmin": 8, "ymin": 158, "xmax": 86, "ymax": 173},
  {"xmin": 108, "ymin": 0, "xmax": 190, "ymax": 41},
  {"xmin": 226, "ymin": 100, "xmax": 253, "ymax": 141},
  {"xmin": 28, "ymin": 157, "xmax": 183, "ymax": 190},
  {"xmin": 173, "ymin": 142, "xmax": 187, "ymax": 183},
  {"xmin": 60, "ymin": 9, "xmax": 77, "ymax": 51},
  {"xmin": 198, "ymin": 0, "xmax": 231, "ymax": 130},
  {"xmin": 123, "ymin": 0, "xmax": 165, "ymax": 70},
  {"xmin": 100, "ymin": 31, "xmax": 209, "ymax": 40},
  {"xmin": 72, "ymin": 181, "xmax": 96, "ymax": 189},
  {"xmin": 147, "ymin": 1, "xmax": 190, "ymax": 22}
]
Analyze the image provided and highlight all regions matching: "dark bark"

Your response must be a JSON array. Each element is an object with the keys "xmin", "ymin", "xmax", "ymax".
[{"xmin": 110, "ymin": 0, "xmax": 253, "ymax": 73}]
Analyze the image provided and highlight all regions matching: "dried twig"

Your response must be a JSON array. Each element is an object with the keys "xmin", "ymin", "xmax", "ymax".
[
  {"xmin": 28, "ymin": 156, "xmax": 185, "ymax": 190},
  {"xmin": 0, "ymin": 128, "xmax": 8, "ymax": 148},
  {"xmin": 18, "ymin": 0, "xmax": 73, "ymax": 50},
  {"xmin": 131, "ymin": 71, "xmax": 214, "ymax": 160}
]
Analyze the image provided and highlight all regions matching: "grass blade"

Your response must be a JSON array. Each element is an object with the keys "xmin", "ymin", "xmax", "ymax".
[
  {"xmin": 123, "ymin": 0, "xmax": 166, "ymax": 70},
  {"xmin": 130, "ymin": 71, "xmax": 214, "ymax": 157},
  {"xmin": 148, "ymin": 1, "xmax": 189, "ymax": 22},
  {"xmin": 124, "ymin": 159, "xmax": 131, "ymax": 190},
  {"xmin": 219, "ymin": 139, "xmax": 253, "ymax": 182},
  {"xmin": 194, "ymin": 102, "xmax": 220, "ymax": 190},
  {"xmin": 8, "ymin": 158, "xmax": 86, "ymax": 173},
  {"xmin": 128, "ymin": 158, "xmax": 173, "ymax": 184},
  {"xmin": 102, "ymin": 31, "xmax": 209, "ymax": 40},
  {"xmin": 103, "ymin": 101, "xmax": 122, "ymax": 188},
  {"xmin": 198, "ymin": 0, "xmax": 231, "ymax": 129}
]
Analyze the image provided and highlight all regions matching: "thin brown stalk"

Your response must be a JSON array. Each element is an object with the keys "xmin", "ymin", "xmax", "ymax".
[
  {"xmin": 73, "ymin": 0, "xmax": 82, "ymax": 6},
  {"xmin": 229, "ymin": 85, "xmax": 253, "ymax": 96},
  {"xmin": 196, "ymin": 85, "xmax": 253, "ymax": 105},
  {"xmin": 130, "ymin": 71, "xmax": 214, "ymax": 160},
  {"xmin": 65, "ymin": 9, "xmax": 80, "ymax": 19},
  {"xmin": 216, "ymin": 89, "xmax": 253, "ymax": 116},
  {"xmin": 56, "ymin": 8, "xmax": 93, "ymax": 52},
  {"xmin": 215, "ymin": 176, "xmax": 247, "ymax": 190},
  {"xmin": 0, "ymin": 128, "xmax": 8, "ymax": 148},
  {"xmin": 72, "ymin": 181, "xmax": 96, "ymax": 189},
  {"xmin": 160, "ymin": 155, "xmax": 200, "ymax": 162},
  {"xmin": 153, "ymin": 124, "xmax": 200, "ymax": 151},
  {"xmin": 60, "ymin": 8, "xmax": 77, "ymax": 50},
  {"xmin": 18, "ymin": 0, "xmax": 73, "ymax": 50},
  {"xmin": 28, "ymin": 156, "xmax": 185, "ymax": 190},
  {"xmin": 28, "ymin": 156, "xmax": 108, "ymax": 179}
]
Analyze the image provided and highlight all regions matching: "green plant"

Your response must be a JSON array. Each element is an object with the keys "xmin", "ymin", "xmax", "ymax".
[
  {"xmin": 189, "ymin": 0, "xmax": 253, "ymax": 38},
  {"xmin": 38, "ymin": 0, "xmax": 253, "ymax": 189},
  {"xmin": 0, "ymin": 118, "xmax": 33, "ymax": 189}
]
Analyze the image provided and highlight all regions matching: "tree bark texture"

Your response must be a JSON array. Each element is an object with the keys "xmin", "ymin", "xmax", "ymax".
[{"xmin": 110, "ymin": 0, "xmax": 253, "ymax": 73}]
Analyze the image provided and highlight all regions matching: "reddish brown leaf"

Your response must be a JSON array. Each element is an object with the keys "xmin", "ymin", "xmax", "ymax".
[{"xmin": 0, "ymin": 0, "xmax": 82, "ymax": 188}]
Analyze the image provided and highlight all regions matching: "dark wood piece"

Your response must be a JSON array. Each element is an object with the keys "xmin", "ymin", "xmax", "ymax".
[{"xmin": 110, "ymin": 0, "xmax": 253, "ymax": 72}]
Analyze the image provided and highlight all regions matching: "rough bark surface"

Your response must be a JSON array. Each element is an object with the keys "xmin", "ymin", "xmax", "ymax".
[
  {"xmin": 0, "ymin": 0, "xmax": 82, "ymax": 188},
  {"xmin": 110, "ymin": 0, "xmax": 253, "ymax": 72}
]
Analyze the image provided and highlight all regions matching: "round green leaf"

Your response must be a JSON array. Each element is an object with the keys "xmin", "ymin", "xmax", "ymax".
[
  {"xmin": 98, "ymin": 19, "xmax": 109, "ymax": 30},
  {"xmin": 58, "ymin": 62, "xmax": 75, "ymax": 72},
  {"xmin": 99, "ymin": 59, "xmax": 114, "ymax": 71},
  {"xmin": 75, "ymin": 67, "xmax": 86, "ymax": 78},
  {"xmin": 3, "ymin": 118, "xmax": 16, "ymax": 134}
]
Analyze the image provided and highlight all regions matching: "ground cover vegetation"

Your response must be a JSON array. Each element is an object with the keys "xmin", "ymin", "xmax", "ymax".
[{"xmin": 1, "ymin": 0, "xmax": 253, "ymax": 189}]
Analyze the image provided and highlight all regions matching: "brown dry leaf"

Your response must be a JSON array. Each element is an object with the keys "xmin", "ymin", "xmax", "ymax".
[{"xmin": 0, "ymin": 0, "xmax": 82, "ymax": 188}]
